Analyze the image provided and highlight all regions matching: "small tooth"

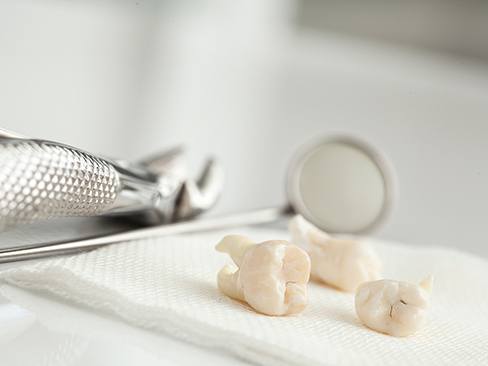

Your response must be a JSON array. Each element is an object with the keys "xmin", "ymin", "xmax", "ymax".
[
  {"xmin": 173, "ymin": 158, "xmax": 224, "ymax": 220},
  {"xmin": 355, "ymin": 278, "xmax": 432, "ymax": 337}
]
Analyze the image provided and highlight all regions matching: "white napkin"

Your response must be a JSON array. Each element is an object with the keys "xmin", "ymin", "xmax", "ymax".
[{"xmin": 0, "ymin": 228, "xmax": 487, "ymax": 366}]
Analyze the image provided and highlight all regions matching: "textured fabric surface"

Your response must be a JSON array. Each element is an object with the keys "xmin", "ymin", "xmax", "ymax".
[{"xmin": 0, "ymin": 228, "xmax": 487, "ymax": 366}]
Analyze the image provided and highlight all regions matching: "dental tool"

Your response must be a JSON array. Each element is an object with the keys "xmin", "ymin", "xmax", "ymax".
[
  {"xmin": 0, "ymin": 132, "xmax": 395, "ymax": 263},
  {"xmin": 0, "ymin": 128, "xmax": 224, "ymax": 230}
]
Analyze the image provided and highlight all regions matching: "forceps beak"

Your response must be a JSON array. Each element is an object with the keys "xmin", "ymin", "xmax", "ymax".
[
  {"xmin": 140, "ymin": 147, "xmax": 224, "ymax": 221},
  {"xmin": 139, "ymin": 145, "xmax": 188, "ymax": 180},
  {"xmin": 173, "ymin": 158, "xmax": 224, "ymax": 220}
]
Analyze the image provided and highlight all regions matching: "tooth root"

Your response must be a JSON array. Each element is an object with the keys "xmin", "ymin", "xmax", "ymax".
[
  {"xmin": 217, "ymin": 265, "xmax": 245, "ymax": 301},
  {"xmin": 174, "ymin": 158, "xmax": 224, "ymax": 220},
  {"xmin": 419, "ymin": 275, "xmax": 434, "ymax": 294},
  {"xmin": 215, "ymin": 235, "xmax": 255, "ymax": 266},
  {"xmin": 288, "ymin": 216, "xmax": 309, "ymax": 249},
  {"xmin": 289, "ymin": 214, "xmax": 330, "ymax": 250}
]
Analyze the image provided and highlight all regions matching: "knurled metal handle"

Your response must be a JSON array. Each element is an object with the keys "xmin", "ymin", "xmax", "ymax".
[{"xmin": 0, "ymin": 138, "xmax": 121, "ymax": 230}]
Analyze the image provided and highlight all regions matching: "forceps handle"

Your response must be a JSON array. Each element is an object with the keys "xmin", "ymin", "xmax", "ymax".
[
  {"xmin": 0, "ymin": 138, "xmax": 165, "ymax": 231},
  {"xmin": 0, "ymin": 206, "xmax": 291, "ymax": 263}
]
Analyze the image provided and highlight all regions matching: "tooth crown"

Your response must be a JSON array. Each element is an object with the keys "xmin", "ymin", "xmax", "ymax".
[
  {"xmin": 355, "ymin": 278, "xmax": 432, "ymax": 337},
  {"xmin": 289, "ymin": 215, "xmax": 382, "ymax": 292},
  {"xmin": 216, "ymin": 236, "xmax": 311, "ymax": 316}
]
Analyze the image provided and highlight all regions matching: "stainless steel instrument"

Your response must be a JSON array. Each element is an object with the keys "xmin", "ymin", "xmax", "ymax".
[
  {"xmin": 0, "ymin": 131, "xmax": 395, "ymax": 264},
  {"xmin": 0, "ymin": 129, "xmax": 224, "ymax": 231}
]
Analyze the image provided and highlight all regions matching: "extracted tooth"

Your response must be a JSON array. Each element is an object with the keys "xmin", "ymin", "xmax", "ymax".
[
  {"xmin": 355, "ymin": 276, "xmax": 433, "ymax": 337},
  {"xmin": 289, "ymin": 215, "xmax": 381, "ymax": 292},
  {"xmin": 216, "ymin": 235, "xmax": 311, "ymax": 316}
]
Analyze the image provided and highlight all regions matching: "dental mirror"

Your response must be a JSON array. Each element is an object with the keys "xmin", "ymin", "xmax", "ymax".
[
  {"xmin": 286, "ymin": 136, "xmax": 394, "ymax": 234},
  {"xmin": 0, "ymin": 135, "xmax": 395, "ymax": 263}
]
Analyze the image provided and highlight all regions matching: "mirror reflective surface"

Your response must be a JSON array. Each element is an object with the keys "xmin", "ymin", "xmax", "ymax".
[{"xmin": 287, "ymin": 137, "xmax": 394, "ymax": 234}]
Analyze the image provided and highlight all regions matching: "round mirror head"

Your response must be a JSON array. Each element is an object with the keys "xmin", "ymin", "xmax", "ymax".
[{"xmin": 287, "ymin": 136, "xmax": 394, "ymax": 234}]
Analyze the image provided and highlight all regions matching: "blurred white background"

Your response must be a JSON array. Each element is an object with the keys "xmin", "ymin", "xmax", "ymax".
[{"xmin": 1, "ymin": 0, "xmax": 488, "ymax": 256}]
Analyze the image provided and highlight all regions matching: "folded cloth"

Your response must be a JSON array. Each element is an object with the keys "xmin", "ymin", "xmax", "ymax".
[{"xmin": 0, "ymin": 228, "xmax": 487, "ymax": 366}]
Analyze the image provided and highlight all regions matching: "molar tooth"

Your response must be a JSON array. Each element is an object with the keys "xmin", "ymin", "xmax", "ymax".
[
  {"xmin": 216, "ymin": 235, "xmax": 311, "ymax": 316},
  {"xmin": 355, "ymin": 277, "xmax": 433, "ymax": 337}
]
